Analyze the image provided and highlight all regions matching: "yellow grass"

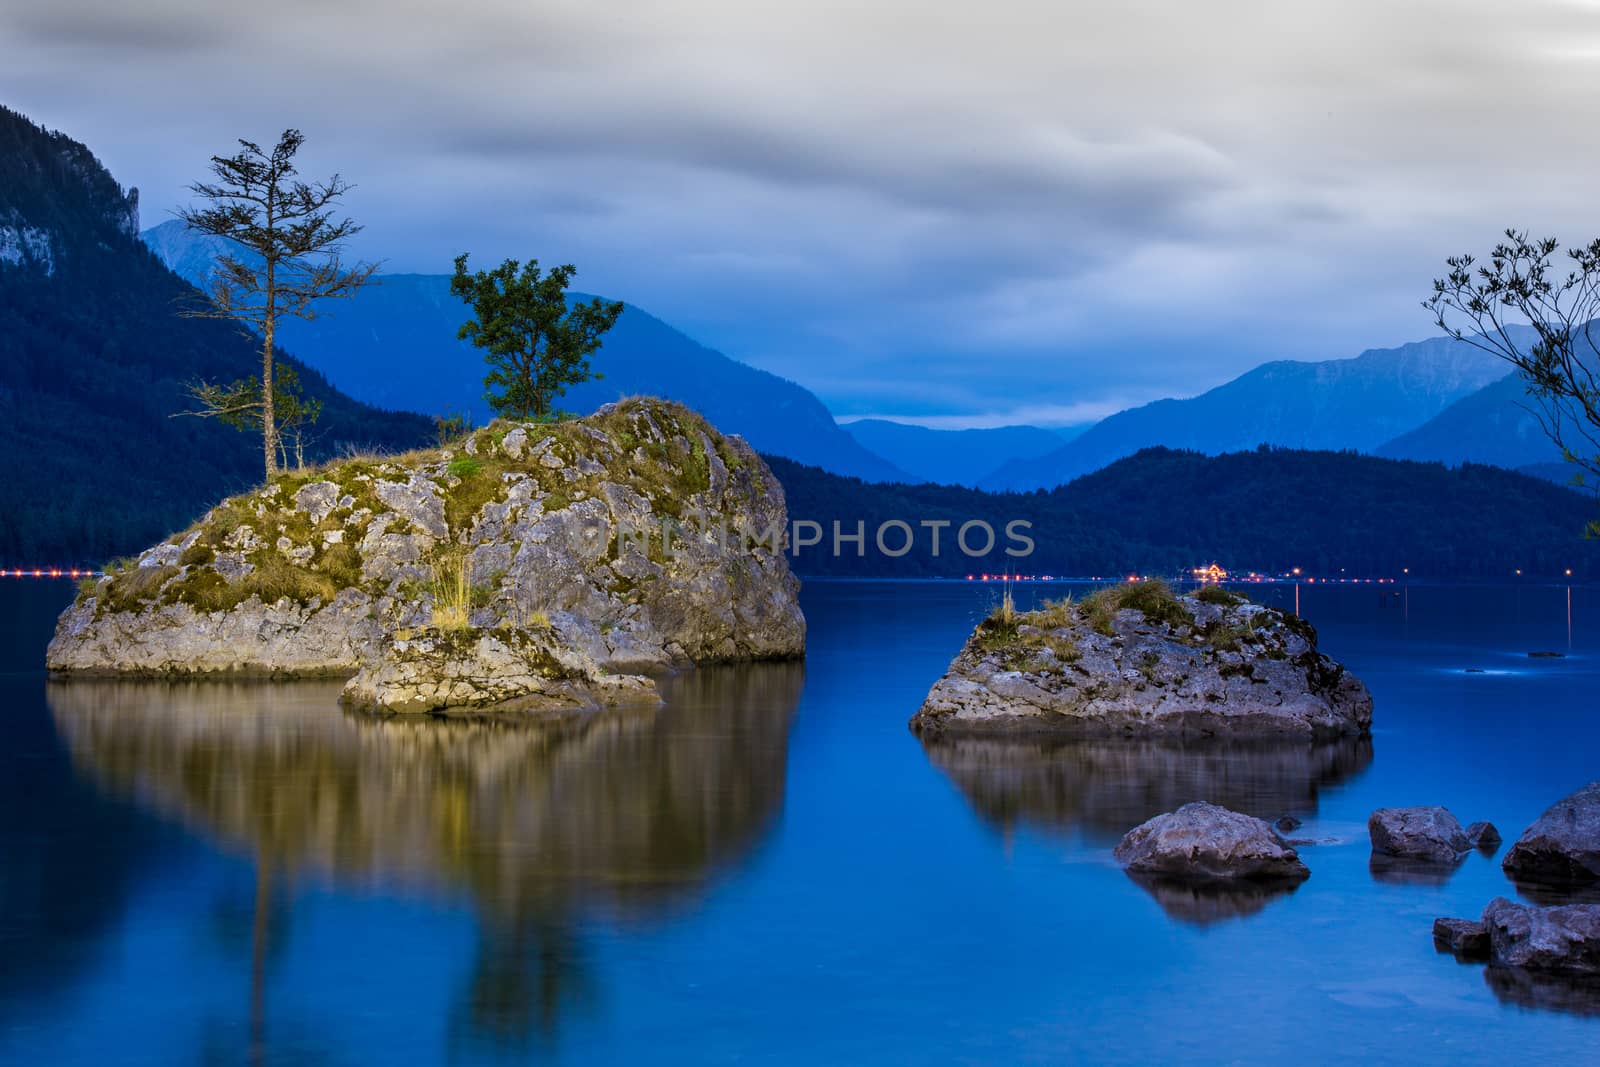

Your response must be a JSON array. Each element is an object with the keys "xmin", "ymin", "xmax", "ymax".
[{"xmin": 431, "ymin": 552, "xmax": 472, "ymax": 630}]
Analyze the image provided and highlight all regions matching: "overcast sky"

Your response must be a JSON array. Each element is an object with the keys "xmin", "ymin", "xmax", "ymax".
[{"xmin": 6, "ymin": 0, "xmax": 1600, "ymax": 427}]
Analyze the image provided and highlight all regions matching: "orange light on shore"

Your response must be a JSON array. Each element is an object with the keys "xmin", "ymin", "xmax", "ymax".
[{"xmin": 1, "ymin": 567, "xmax": 100, "ymax": 578}]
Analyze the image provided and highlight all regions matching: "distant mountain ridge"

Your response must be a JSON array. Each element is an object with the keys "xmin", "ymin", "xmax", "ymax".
[
  {"xmin": 142, "ymin": 220, "xmax": 911, "ymax": 483},
  {"xmin": 985, "ymin": 336, "xmax": 1514, "ymax": 490},
  {"xmin": 842, "ymin": 419, "xmax": 1072, "ymax": 487},
  {"xmin": 1377, "ymin": 372, "xmax": 1561, "ymax": 470},
  {"xmin": 772, "ymin": 444, "xmax": 1599, "ymax": 578}
]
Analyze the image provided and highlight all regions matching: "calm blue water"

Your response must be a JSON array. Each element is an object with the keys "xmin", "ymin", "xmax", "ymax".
[{"xmin": 2, "ymin": 579, "xmax": 1598, "ymax": 1064}]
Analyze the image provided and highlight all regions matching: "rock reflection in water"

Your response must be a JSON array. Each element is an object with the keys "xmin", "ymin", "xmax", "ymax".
[
  {"xmin": 1123, "ymin": 871, "xmax": 1306, "ymax": 926},
  {"xmin": 1367, "ymin": 853, "xmax": 1465, "ymax": 887},
  {"xmin": 1485, "ymin": 966, "xmax": 1600, "ymax": 1017},
  {"xmin": 47, "ymin": 663, "xmax": 802, "ymax": 1053},
  {"xmin": 919, "ymin": 733, "xmax": 1371, "ymax": 925},
  {"xmin": 920, "ymin": 734, "xmax": 1373, "ymax": 844}
]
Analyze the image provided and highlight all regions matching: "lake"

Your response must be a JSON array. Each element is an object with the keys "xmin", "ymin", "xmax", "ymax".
[{"xmin": 2, "ymin": 579, "xmax": 1597, "ymax": 1064}]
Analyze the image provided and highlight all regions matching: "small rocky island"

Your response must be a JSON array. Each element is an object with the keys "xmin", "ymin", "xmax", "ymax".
[
  {"xmin": 49, "ymin": 398, "xmax": 805, "ymax": 713},
  {"xmin": 911, "ymin": 582, "xmax": 1371, "ymax": 739}
]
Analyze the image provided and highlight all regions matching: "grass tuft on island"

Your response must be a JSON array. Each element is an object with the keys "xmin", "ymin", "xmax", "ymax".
[
  {"xmin": 1079, "ymin": 579, "xmax": 1194, "ymax": 634},
  {"xmin": 969, "ymin": 579, "xmax": 1310, "ymax": 671}
]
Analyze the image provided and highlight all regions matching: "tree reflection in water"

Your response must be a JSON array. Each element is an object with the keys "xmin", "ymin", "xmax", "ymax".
[{"xmin": 48, "ymin": 663, "xmax": 803, "ymax": 1057}]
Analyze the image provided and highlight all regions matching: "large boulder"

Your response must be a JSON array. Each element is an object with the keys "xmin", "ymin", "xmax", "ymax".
[
  {"xmin": 1113, "ymin": 801, "xmax": 1310, "ymax": 882},
  {"xmin": 1481, "ymin": 897, "xmax": 1600, "ymax": 976},
  {"xmin": 1503, "ymin": 782, "xmax": 1600, "ymax": 893},
  {"xmin": 47, "ymin": 399, "xmax": 805, "ymax": 708},
  {"xmin": 911, "ymin": 583, "xmax": 1371, "ymax": 740},
  {"xmin": 1368, "ymin": 806, "xmax": 1473, "ymax": 863}
]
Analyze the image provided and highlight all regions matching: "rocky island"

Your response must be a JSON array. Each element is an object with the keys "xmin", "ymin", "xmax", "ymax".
[
  {"xmin": 911, "ymin": 582, "xmax": 1371, "ymax": 739},
  {"xmin": 48, "ymin": 398, "xmax": 805, "ymax": 713}
]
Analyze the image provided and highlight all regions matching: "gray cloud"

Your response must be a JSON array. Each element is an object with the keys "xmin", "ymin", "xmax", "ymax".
[
  {"xmin": 6, "ymin": 0, "xmax": 1600, "ymax": 423},
  {"xmin": 4, "ymin": 3, "xmax": 230, "ymax": 54}
]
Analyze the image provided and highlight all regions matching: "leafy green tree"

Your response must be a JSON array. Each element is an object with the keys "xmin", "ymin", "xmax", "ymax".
[
  {"xmin": 450, "ymin": 255, "xmax": 623, "ymax": 420},
  {"xmin": 180, "ymin": 362, "xmax": 324, "ymax": 472},
  {"xmin": 1426, "ymin": 229, "xmax": 1600, "ymax": 519},
  {"xmin": 177, "ymin": 129, "xmax": 376, "ymax": 477}
]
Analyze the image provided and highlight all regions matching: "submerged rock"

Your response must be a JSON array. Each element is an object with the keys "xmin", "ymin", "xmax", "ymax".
[
  {"xmin": 1466, "ymin": 820, "xmax": 1502, "ymax": 851},
  {"xmin": 1113, "ymin": 801, "xmax": 1310, "ymax": 882},
  {"xmin": 911, "ymin": 583, "xmax": 1371, "ymax": 740},
  {"xmin": 1368, "ymin": 806, "xmax": 1473, "ymax": 863},
  {"xmin": 1433, "ymin": 917, "xmax": 1490, "ymax": 961},
  {"xmin": 47, "ymin": 399, "xmax": 805, "ymax": 710},
  {"xmin": 1503, "ymin": 782, "xmax": 1600, "ymax": 895}
]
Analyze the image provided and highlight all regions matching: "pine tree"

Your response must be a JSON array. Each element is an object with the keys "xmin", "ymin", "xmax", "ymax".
[{"xmin": 176, "ymin": 130, "xmax": 375, "ymax": 477}]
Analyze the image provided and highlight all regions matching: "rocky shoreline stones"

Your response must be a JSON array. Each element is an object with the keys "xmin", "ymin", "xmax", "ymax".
[
  {"xmin": 1426, "ymin": 783, "xmax": 1600, "ymax": 1013},
  {"xmin": 910, "ymin": 582, "xmax": 1371, "ymax": 740},
  {"xmin": 47, "ymin": 398, "xmax": 805, "ymax": 713},
  {"xmin": 1502, "ymin": 781, "xmax": 1600, "ymax": 895},
  {"xmin": 1438, "ymin": 899, "xmax": 1600, "ymax": 976},
  {"xmin": 1482, "ymin": 897, "xmax": 1600, "ymax": 976}
]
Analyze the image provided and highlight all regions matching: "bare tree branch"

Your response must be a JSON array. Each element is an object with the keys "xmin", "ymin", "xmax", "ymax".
[
  {"xmin": 174, "ymin": 129, "xmax": 377, "ymax": 478},
  {"xmin": 1425, "ymin": 229, "xmax": 1600, "ymax": 506}
]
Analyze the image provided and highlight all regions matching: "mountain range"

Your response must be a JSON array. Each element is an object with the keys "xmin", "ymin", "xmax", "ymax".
[
  {"xmin": 143, "ymin": 221, "xmax": 910, "ymax": 483},
  {"xmin": 985, "ymin": 337, "xmax": 1518, "ymax": 490},
  {"xmin": 142, "ymin": 219, "xmax": 1577, "ymax": 492},
  {"xmin": 841, "ymin": 419, "xmax": 1073, "ymax": 487},
  {"xmin": 1378, "ymin": 367, "xmax": 1568, "ymax": 473},
  {"xmin": 3, "ymin": 103, "xmax": 1593, "ymax": 575}
]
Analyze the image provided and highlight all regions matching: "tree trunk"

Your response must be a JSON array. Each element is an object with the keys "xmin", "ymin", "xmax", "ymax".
[
  {"xmin": 250, "ymin": 858, "xmax": 270, "ymax": 1067},
  {"xmin": 261, "ymin": 269, "xmax": 278, "ymax": 479}
]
